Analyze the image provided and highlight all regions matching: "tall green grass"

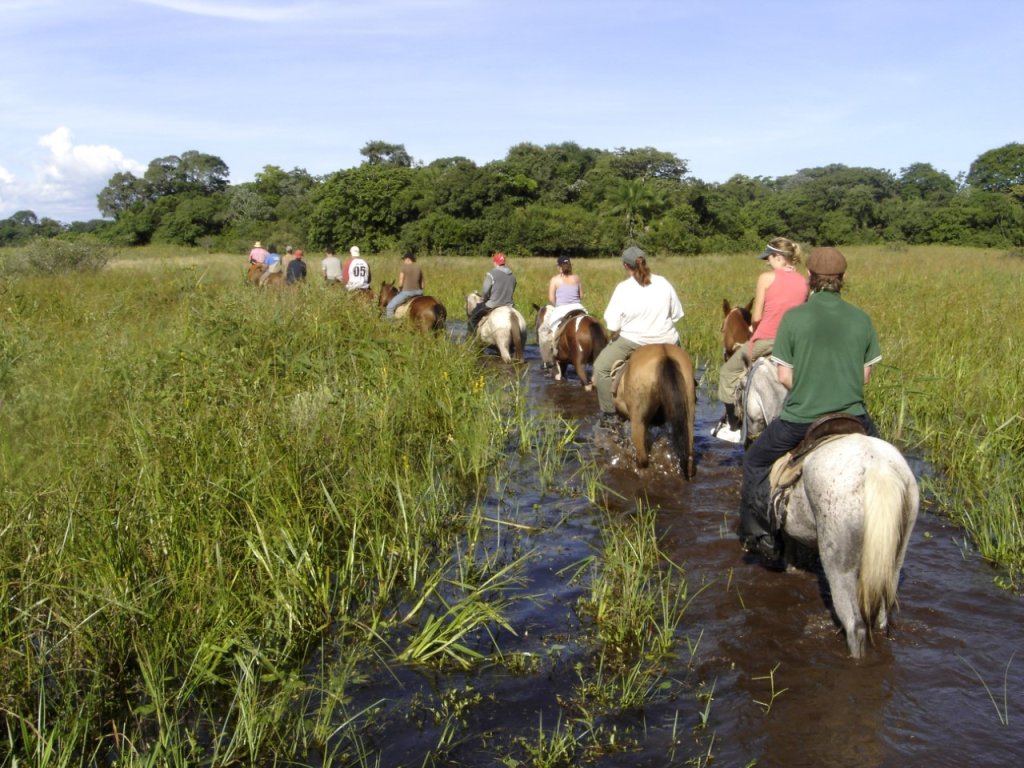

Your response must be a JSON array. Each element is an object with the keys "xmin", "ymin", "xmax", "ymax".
[
  {"xmin": 0, "ymin": 264, "xmax": 566, "ymax": 764},
  {"xmin": 1, "ymin": 243, "xmax": 1020, "ymax": 765}
]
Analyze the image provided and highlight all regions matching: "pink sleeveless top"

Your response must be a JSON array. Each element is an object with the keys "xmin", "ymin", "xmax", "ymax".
[{"xmin": 750, "ymin": 269, "xmax": 808, "ymax": 344}]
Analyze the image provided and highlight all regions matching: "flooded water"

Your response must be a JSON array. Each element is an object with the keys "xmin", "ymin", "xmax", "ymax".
[{"xmin": 354, "ymin": 339, "xmax": 1024, "ymax": 767}]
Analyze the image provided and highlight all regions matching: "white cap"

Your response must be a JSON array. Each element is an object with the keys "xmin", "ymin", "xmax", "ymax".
[{"xmin": 350, "ymin": 246, "xmax": 360, "ymax": 257}]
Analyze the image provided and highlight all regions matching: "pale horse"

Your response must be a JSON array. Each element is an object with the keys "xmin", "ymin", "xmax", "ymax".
[
  {"xmin": 745, "ymin": 358, "xmax": 920, "ymax": 658},
  {"xmin": 465, "ymin": 292, "xmax": 527, "ymax": 363}
]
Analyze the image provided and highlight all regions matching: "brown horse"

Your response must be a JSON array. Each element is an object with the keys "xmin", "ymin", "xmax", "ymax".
[
  {"xmin": 246, "ymin": 262, "xmax": 284, "ymax": 287},
  {"xmin": 613, "ymin": 343, "xmax": 697, "ymax": 478},
  {"xmin": 378, "ymin": 281, "xmax": 447, "ymax": 332},
  {"xmin": 533, "ymin": 305, "xmax": 607, "ymax": 390},
  {"xmin": 721, "ymin": 298, "xmax": 752, "ymax": 361}
]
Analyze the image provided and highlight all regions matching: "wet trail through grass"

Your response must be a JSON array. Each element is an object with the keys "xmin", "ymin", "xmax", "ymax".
[
  {"xmin": 540, "ymin": 349, "xmax": 1024, "ymax": 767},
  {"xmin": 356, "ymin": 336, "xmax": 1023, "ymax": 767}
]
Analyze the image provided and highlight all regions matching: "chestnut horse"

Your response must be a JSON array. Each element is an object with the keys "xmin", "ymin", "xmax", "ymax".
[
  {"xmin": 378, "ymin": 281, "xmax": 447, "ymax": 332},
  {"xmin": 721, "ymin": 298, "xmax": 752, "ymax": 361},
  {"xmin": 533, "ymin": 305, "xmax": 607, "ymax": 390},
  {"xmin": 612, "ymin": 343, "xmax": 697, "ymax": 478},
  {"xmin": 246, "ymin": 262, "xmax": 284, "ymax": 287}
]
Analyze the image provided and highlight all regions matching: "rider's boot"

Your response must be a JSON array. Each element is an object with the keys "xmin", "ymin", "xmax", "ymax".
[{"xmin": 711, "ymin": 404, "xmax": 743, "ymax": 443}]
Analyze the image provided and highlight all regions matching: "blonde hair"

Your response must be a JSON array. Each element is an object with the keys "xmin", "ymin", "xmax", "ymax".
[{"xmin": 766, "ymin": 237, "xmax": 802, "ymax": 266}]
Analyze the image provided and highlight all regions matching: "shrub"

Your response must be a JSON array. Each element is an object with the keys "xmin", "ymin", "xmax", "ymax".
[{"xmin": 1, "ymin": 237, "xmax": 115, "ymax": 275}]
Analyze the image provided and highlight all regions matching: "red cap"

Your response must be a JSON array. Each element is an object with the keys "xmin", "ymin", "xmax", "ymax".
[{"xmin": 492, "ymin": 253, "xmax": 506, "ymax": 266}]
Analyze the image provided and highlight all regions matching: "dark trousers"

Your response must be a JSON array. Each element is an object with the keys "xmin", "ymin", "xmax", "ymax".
[
  {"xmin": 467, "ymin": 303, "xmax": 492, "ymax": 333},
  {"xmin": 739, "ymin": 413, "xmax": 879, "ymax": 541}
]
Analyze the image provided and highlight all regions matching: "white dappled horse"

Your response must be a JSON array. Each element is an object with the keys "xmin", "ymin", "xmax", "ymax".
[
  {"xmin": 465, "ymin": 292, "xmax": 527, "ymax": 363},
  {"xmin": 747, "ymin": 357, "xmax": 919, "ymax": 658}
]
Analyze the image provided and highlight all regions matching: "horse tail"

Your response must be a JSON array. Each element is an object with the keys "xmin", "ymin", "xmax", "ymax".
[
  {"xmin": 588, "ymin": 320, "xmax": 608, "ymax": 361},
  {"xmin": 433, "ymin": 301, "xmax": 447, "ymax": 331},
  {"xmin": 510, "ymin": 312, "xmax": 524, "ymax": 360},
  {"xmin": 858, "ymin": 461, "xmax": 911, "ymax": 637},
  {"xmin": 657, "ymin": 354, "xmax": 691, "ymax": 476}
]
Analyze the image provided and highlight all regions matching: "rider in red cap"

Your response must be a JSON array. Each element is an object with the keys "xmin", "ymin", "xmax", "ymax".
[{"xmin": 468, "ymin": 253, "xmax": 516, "ymax": 333}]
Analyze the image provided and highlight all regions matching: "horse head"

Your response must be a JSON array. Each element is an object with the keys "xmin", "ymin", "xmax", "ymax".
[
  {"xmin": 532, "ymin": 303, "xmax": 547, "ymax": 332},
  {"xmin": 378, "ymin": 281, "xmax": 396, "ymax": 308},
  {"xmin": 721, "ymin": 298, "xmax": 753, "ymax": 361},
  {"xmin": 465, "ymin": 291, "xmax": 483, "ymax": 316}
]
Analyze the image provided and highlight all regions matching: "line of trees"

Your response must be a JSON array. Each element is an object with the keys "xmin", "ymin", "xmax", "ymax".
[{"xmin": 3, "ymin": 141, "xmax": 1023, "ymax": 255}]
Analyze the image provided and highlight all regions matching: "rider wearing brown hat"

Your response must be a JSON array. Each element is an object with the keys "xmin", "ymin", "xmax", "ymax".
[{"xmin": 738, "ymin": 246, "xmax": 881, "ymax": 561}]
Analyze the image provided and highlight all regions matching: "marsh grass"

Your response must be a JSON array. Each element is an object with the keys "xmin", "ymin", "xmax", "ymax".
[
  {"xmin": 1, "ymin": 243, "xmax": 1020, "ymax": 764},
  {"xmin": 0, "ymin": 262, "xmax": 570, "ymax": 764}
]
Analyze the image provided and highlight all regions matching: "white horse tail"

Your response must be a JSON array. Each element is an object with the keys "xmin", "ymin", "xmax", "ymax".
[
  {"xmin": 510, "ymin": 312, "xmax": 524, "ymax": 360},
  {"xmin": 858, "ymin": 461, "xmax": 911, "ymax": 634}
]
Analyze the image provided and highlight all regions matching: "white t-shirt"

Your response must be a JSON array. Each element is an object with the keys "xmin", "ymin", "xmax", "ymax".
[
  {"xmin": 321, "ymin": 255, "xmax": 342, "ymax": 281},
  {"xmin": 603, "ymin": 274, "xmax": 684, "ymax": 345},
  {"xmin": 345, "ymin": 257, "xmax": 371, "ymax": 290}
]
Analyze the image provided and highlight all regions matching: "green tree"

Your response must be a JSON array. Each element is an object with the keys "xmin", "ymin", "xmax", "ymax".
[
  {"xmin": 360, "ymin": 141, "xmax": 413, "ymax": 167},
  {"xmin": 307, "ymin": 164, "xmax": 415, "ymax": 250},
  {"xmin": 608, "ymin": 178, "xmax": 666, "ymax": 241},
  {"xmin": 96, "ymin": 172, "xmax": 149, "ymax": 219},
  {"xmin": 897, "ymin": 162, "xmax": 957, "ymax": 202},
  {"xmin": 967, "ymin": 143, "xmax": 1024, "ymax": 200}
]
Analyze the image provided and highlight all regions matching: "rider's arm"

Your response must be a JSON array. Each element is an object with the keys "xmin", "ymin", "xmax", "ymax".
[
  {"xmin": 864, "ymin": 366, "xmax": 873, "ymax": 385},
  {"xmin": 776, "ymin": 363, "xmax": 793, "ymax": 390},
  {"xmin": 548, "ymin": 276, "xmax": 557, "ymax": 306},
  {"xmin": 751, "ymin": 271, "xmax": 773, "ymax": 330}
]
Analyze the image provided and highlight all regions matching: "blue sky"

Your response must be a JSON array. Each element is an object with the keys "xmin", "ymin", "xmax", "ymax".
[{"xmin": 2, "ymin": 0, "xmax": 1021, "ymax": 223}]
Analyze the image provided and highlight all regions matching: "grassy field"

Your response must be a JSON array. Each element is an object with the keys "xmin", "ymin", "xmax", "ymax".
[
  {"xmin": 95, "ymin": 242, "xmax": 1024, "ymax": 579},
  {"xmin": 0, "ymin": 242, "xmax": 1020, "ymax": 765}
]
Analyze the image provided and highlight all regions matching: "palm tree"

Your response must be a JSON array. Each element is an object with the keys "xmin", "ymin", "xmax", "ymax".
[{"xmin": 608, "ymin": 178, "xmax": 665, "ymax": 240}]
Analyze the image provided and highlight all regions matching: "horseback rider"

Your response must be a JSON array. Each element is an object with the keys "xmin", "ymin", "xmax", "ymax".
[
  {"xmin": 248, "ymin": 240, "xmax": 269, "ymax": 266},
  {"xmin": 285, "ymin": 248, "xmax": 307, "ymax": 284},
  {"xmin": 739, "ymin": 247, "xmax": 881, "ymax": 561},
  {"xmin": 593, "ymin": 245, "xmax": 684, "ymax": 428},
  {"xmin": 713, "ymin": 237, "xmax": 808, "ymax": 443},
  {"xmin": 342, "ymin": 246, "xmax": 372, "ymax": 292},
  {"xmin": 539, "ymin": 256, "xmax": 587, "ymax": 366},
  {"xmin": 258, "ymin": 244, "xmax": 283, "ymax": 286},
  {"xmin": 467, "ymin": 253, "xmax": 516, "ymax": 334},
  {"xmin": 385, "ymin": 252, "xmax": 425, "ymax": 318}
]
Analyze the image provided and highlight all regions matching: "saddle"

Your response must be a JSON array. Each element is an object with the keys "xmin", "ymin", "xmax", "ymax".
[
  {"xmin": 768, "ymin": 413, "xmax": 868, "ymax": 530},
  {"xmin": 552, "ymin": 309, "xmax": 586, "ymax": 340},
  {"xmin": 609, "ymin": 355, "xmax": 628, "ymax": 397}
]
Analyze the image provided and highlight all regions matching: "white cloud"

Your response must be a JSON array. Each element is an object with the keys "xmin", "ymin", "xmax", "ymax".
[
  {"xmin": 128, "ymin": 0, "xmax": 319, "ymax": 22},
  {"xmin": 0, "ymin": 128, "xmax": 145, "ymax": 222}
]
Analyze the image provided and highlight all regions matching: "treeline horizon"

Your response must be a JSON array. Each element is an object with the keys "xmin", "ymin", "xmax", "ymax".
[{"xmin": 2, "ymin": 139, "xmax": 1022, "ymax": 256}]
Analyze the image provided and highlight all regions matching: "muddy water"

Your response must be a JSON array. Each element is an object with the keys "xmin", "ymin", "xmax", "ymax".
[{"xmin": 361, "ymin": 342, "xmax": 1024, "ymax": 767}]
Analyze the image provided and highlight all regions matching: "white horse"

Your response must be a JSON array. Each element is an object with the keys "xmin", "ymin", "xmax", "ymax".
[
  {"xmin": 748, "ymin": 359, "xmax": 920, "ymax": 657},
  {"xmin": 741, "ymin": 356, "xmax": 788, "ymax": 445},
  {"xmin": 777, "ymin": 434, "xmax": 919, "ymax": 657},
  {"xmin": 465, "ymin": 292, "xmax": 527, "ymax": 363}
]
